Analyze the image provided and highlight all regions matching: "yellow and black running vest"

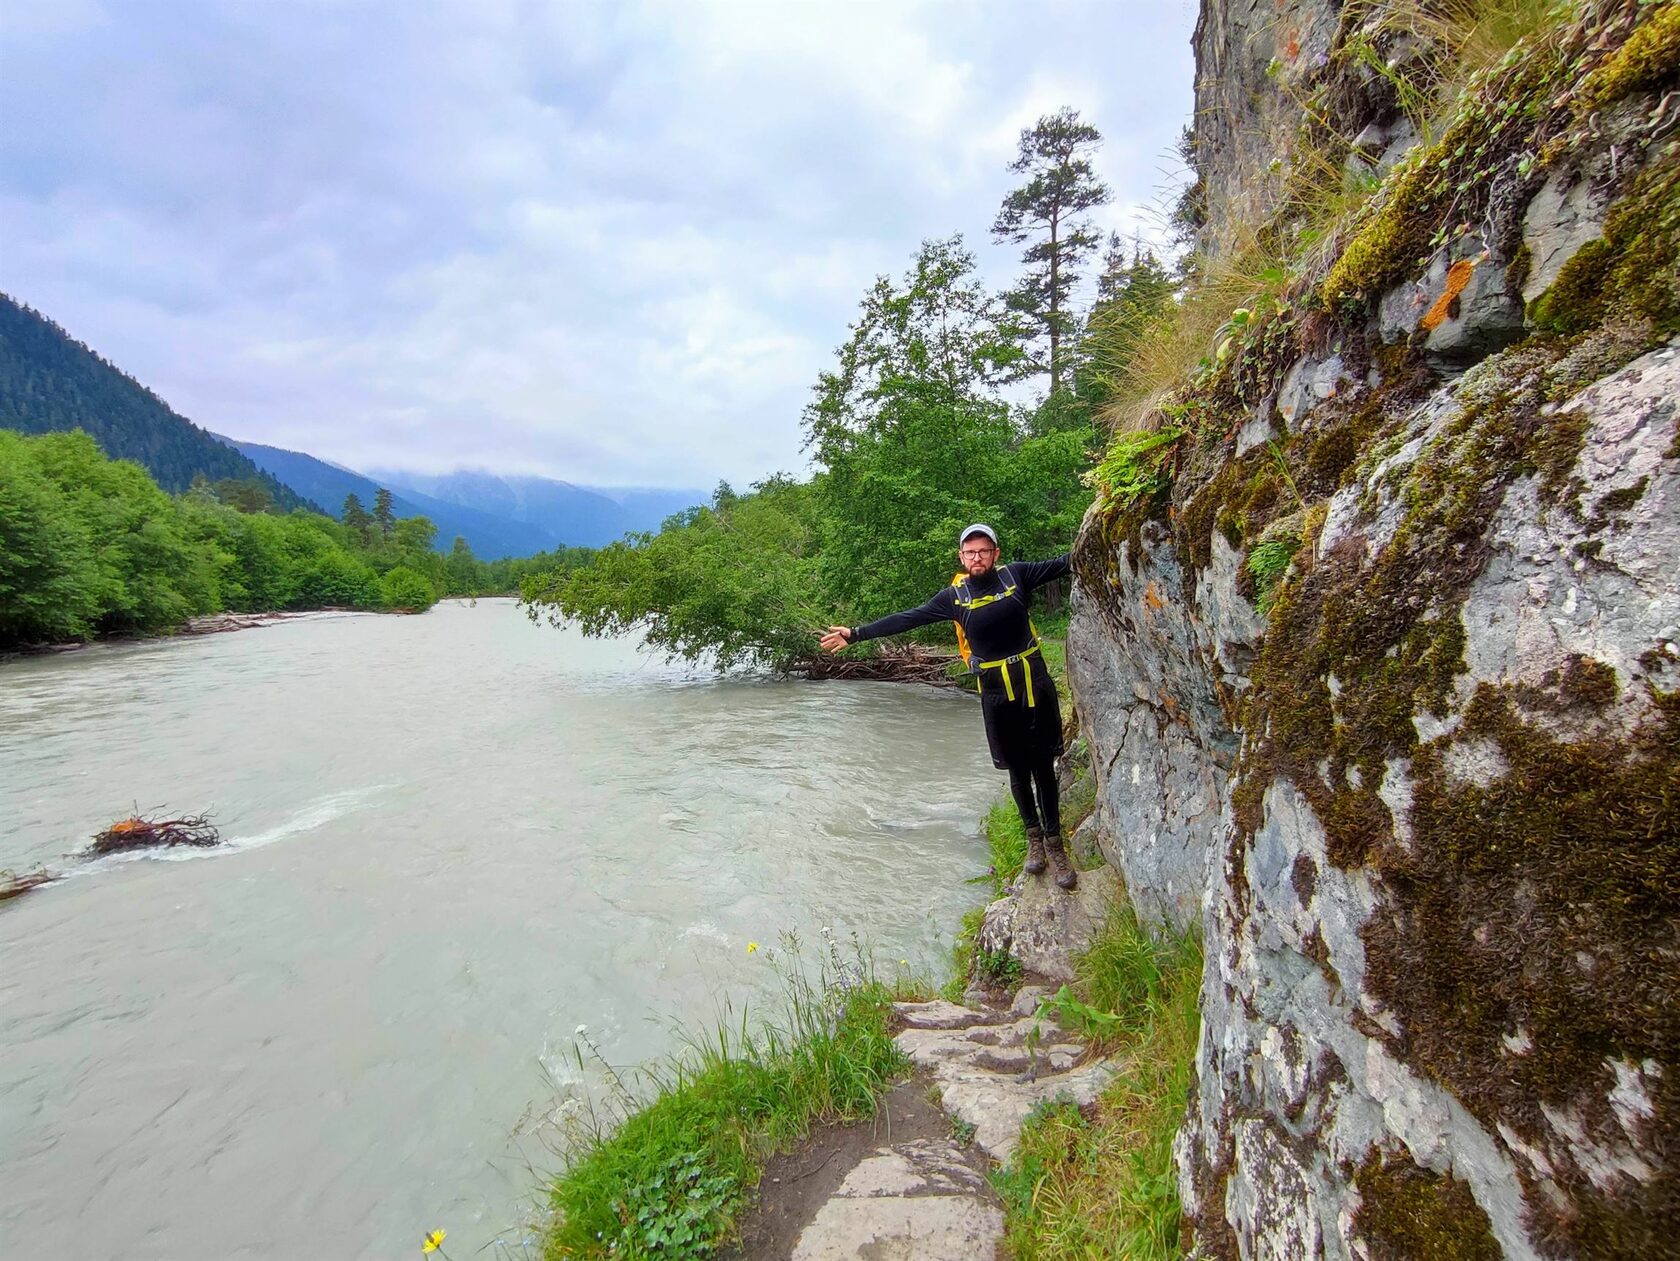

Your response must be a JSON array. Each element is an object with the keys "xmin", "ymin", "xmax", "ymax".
[{"xmin": 950, "ymin": 565, "xmax": 1044, "ymax": 707}]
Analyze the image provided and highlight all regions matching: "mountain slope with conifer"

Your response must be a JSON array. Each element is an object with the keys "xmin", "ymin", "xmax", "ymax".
[{"xmin": 0, "ymin": 293, "xmax": 312, "ymax": 511}]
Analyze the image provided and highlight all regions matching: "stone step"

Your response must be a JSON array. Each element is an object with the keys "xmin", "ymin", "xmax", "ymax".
[
  {"xmin": 930, "ymin": 1057, "xmax": 1118, "ymax": 1165},
  {"xmin": 891, "ymin": 999, "xmax": 1015, "ymax": 1030},
  {"xmin": 790, "ymin": 1137, "xmax": 1003, "ymax": 1260},
  {"xmin": 893, "ymin": 993, "xmax": 1118, "ymax": 1165}
]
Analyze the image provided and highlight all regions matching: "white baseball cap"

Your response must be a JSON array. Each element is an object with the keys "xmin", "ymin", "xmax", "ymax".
[{"xmin": 959, "ymin": 523, "xmax": 998, "ymax": 547}]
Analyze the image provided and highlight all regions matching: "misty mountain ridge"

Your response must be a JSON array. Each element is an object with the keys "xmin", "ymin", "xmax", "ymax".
[
  {"xmin": 222, "ymin": 437, "xmax": 559, "ymax": 559},
  {"xmin": 366, "ymin": 466, "xmax": 707, "ymax": 546},
  {"xmin": 0, "ymin": 290, "xmax": 703, "ymax": 558}
]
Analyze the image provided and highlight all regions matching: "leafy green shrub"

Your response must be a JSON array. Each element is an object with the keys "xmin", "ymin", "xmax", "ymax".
[
  {"xmin": 976, "ymin": 947, "xmax": 1024, "ymax": 988},
  {"xmin": 291, "ymin": 549, "xmax": 381, "ymax": 609},
  {"xmin": 379, "ymin": 565, "xmax": 437, "ymax": 612}
]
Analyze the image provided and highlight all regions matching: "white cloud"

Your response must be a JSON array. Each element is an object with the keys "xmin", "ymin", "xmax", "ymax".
[{"xmin": 0, "ymin": 0, "xmax": 1196, "ymax": 486}]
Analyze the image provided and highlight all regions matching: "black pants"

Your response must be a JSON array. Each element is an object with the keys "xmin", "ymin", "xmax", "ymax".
[
  {"xmin": 1006, "ymin": 756, "xmax": 1061, "ymax": 836},
  {"xmin": 980, "ymin": 658, "xmax": 1064, "ymax": 834}
]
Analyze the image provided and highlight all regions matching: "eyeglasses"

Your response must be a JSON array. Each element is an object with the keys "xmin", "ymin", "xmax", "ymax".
[{"xmin": 959, "ymin": 547, "xmax": 996, "ymax": 559}]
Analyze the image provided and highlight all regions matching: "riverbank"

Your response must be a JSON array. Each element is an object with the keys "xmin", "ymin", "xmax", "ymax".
[
  {"xmin": 535, "ymin": 627, "xmax": 1202, "ymax": 1259},
  {"xmin": 535, "ymin": 793, "xmax": 1200, "ymax": 1259},
  {"xmin": 0, "ymin": 606, "xmax": 391, "ymax": 661}
]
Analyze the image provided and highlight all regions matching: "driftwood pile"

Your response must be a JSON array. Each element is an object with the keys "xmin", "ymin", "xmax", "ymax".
[
  {"xmin": 0, "ymin": 870, "xmax": 56, "ymax": 902},
  {"xmin": 0, "ymin": 812, "xmax": 223, "ymax": 907},
  {"xmin": 88, "ymin": 813, "xmax": 221, "ymax": 856},
  {"xmin": 800, "ymin": 643, "xmax": 966, "ymax": 686}
]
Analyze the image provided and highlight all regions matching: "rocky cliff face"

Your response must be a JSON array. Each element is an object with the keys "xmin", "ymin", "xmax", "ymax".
[{"xmin": 1066, "ymin": 3, "xmax": 1678, "ymax": 1256}]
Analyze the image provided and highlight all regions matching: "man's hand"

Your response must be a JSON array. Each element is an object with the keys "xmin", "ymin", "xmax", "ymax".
[{"xmin": 820, "ymin": 625, "xmax": 853, "ymax": 654}]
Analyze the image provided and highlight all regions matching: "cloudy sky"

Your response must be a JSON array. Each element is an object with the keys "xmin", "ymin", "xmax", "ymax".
[{"xmin": 3, "ymin": 0, "xmax": 1196, "ymax": 488}]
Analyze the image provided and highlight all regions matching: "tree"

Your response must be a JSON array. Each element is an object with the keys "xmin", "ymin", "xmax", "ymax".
[
  {"xmin": 1076, "ymin": 235, "xmax": 1177, "ymax": 411},
  {"xmin": 804, "ymin": 237, "xmax": 1032, "ymax": 616},
  {"xmin": 29, "ymin": 430, "xmax": 215, "ymax": 633},
  {"xmin": 0, "ymin": 431, "xmax": 100, "ymax": 644},
  {"xmin": 381, "ymin": 565, "xmax": 438, "ymax": 612},
  {"xmin": 392, "ymin": 515, "xmax": 437, "ymax": 557},
  {"xmin": 372, "ymin": 487, "xmax": 395, "ymax": 538},
  {"xmin": 212, "ymin": 477, "xmax": 275, "ymax": 514},
  {"xmin": 992, "ymin": 108, "xmax": 1110, "ymax": 398},
  {"xmin": 445, "ymin": 535, "xmax": 476, "ymax": 595},
  {"xmin": 524, "ymin": 475, "xmax": 824, "ymax": 670},
  {"xmin": 294, "ymin": 549, "xmax": 382, "ymax": 609},
  {"xmin": 804, "ymin": 234, "xmax": 1024, "ymax": 468},
  {"xmin": 342, "ymin": 492, "xmax": 373, "ymax": 543}
]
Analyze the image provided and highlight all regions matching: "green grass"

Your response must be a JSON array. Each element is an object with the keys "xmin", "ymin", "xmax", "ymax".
[
  {"xmin": 994, "ymin": 908, "xmax": 1205, "ymax": 1260},
  {"xmin": 541, "ymin": 934, "xmax": 906, "ymax": 1259},
  {"xmin": 1246, "ymin": 532, "xmax": 1302, "ymax": 614}
]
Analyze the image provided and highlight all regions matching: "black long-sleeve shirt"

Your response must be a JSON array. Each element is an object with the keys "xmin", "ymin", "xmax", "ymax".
[{"xmin": 851, "ymin": 556, "xmax": 1070, "ymax": 662}]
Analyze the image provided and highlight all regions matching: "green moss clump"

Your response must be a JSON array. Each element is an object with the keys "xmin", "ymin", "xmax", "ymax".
[
  {"xmin": 1529, "ymin": 155, "xmax": 1680, "ymax": 337},
  {"xmin": 1321, "ymin": 152, "xmax": 1441, "ymax": 307},
  {"xmin": 1522, "ymin": 407, "xmax": 1590, "ymax": 508},
  {"xmin": 1576, "ymin": 1, "xmax": 1680, "ymax": 112},
  {"xmin": 1301, "ymin": 395, "xmax": 1388, "ymax": 499},
  {"xmin": 1351, "ymin": 1151, "xmax": 1502, "ymax": 1261}
]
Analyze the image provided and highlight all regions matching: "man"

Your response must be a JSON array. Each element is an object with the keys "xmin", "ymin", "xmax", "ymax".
[{"xmin": 820, "ymin": 525, "xmax": 1076, "ymax": 889}]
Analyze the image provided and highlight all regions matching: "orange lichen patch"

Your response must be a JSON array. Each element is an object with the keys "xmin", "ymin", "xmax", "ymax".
[
  {"xmin": 1143, "ymin": 580, "xmax": 1166, "ymax": 611},
  {"xmin": 1420, "ymin": 258, "xmax": 1477, "ymax": 331}
]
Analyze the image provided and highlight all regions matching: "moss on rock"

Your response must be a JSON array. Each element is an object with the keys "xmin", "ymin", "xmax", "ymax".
[
  {"xmin": 1352, "ymin": 1150, "xmax": 1502, "ymax": 1261},
  {"xmin": 1575, "ymin": 0, "xmax": 1680, "ymax": 113},
  {"xmin": 1529, "ymin": 151, "xmax": 1680, "ymax": 337},
  {"xmin": 1367, "ymin": 684, "xmax": 1679, "ymax": 1259}
]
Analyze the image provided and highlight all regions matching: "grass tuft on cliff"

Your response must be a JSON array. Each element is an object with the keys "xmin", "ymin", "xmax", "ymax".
[
  {"xmin": 541, "ymin": 933, "xmax": 904, "ymax": 1259},
  {"xmin": 993, "ymin": 908, "xmax": 1204, "ymax": 1260}
]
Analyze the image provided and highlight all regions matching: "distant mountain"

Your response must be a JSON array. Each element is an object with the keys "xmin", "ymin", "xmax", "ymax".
[
  {"xmin": 224, "ymin": 438, "xmax": 555, "ymax": 559},
  {"xmin": 368, "ymin": 468, "xmax": 706, "ymax": 547},
  {"xmin": 0, "ymin": 293, "xmax": 313, "ymax": 510},
  {"xmin": 594, "ymin": 486, "xmax": 712, "ymax": 529}
]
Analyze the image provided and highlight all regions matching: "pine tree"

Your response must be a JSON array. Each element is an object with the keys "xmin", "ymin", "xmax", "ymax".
[
  {"xmin": 1076, "ymin": 234, "xmax": 1177, "ymax": 411},
  {"xmin": 372, "ymin": 487, "xmax": 395, "ymax": 538},
  {"xmin": 342, "ymin": 492, "xmax": 372, "ymax": 543},
  {"xmin": 991, "ymin": 108, "xmax": 1111, "ymax": 397}
]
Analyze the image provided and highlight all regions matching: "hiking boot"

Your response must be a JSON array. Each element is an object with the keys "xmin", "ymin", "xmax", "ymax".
[
  {"xmin": 1023, "ymin": 826, "xmax": 1047, "ymax": 876},
  {"xmin": 1045, "ymin": 834, "xmax": 1077, "ymax": 890}
]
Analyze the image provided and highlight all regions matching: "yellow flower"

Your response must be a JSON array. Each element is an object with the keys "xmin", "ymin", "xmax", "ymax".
[
  {"xmin": 900, "ymin": 959, "xmax": 909, "ymax": 966},
  {"xmin": 422, "ymin": 1228, "xmax": 447, "ymax": 1254},
  {"xmin": 746, "ymin": 941, "xmax": 759, "ymax": 954}
]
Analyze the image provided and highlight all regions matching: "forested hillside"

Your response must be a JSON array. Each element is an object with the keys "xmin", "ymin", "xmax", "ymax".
[
  {"xmin": 0, "ymin": 294, "xmax": 312, "ymax": 510},
  {"xmin": 0, "ymin": 427, "xmax": 593, "ymax": 649}
]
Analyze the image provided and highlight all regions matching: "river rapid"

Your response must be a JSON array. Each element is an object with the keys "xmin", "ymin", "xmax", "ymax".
[{"xmin": 0, "ymin": 600, "xmax": 999, "ymax": 1259}]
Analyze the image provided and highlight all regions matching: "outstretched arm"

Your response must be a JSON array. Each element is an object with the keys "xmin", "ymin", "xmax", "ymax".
[
  {"xmin": 1008, "ymin": 554, "xmax": 1071, "ymax": 593},
  {"xmin": 820, "ymin": 587, "xmax": 956, "ymax": 653}
]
